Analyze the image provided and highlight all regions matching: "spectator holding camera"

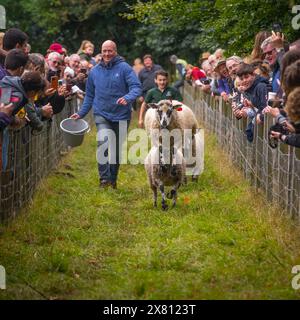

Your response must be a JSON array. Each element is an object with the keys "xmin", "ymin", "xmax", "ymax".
[
  {"xmin": 0, "ymin": 71, "xmax": 46, "ymax": 131},
  {"xmin": 69, "ymin": 54, "xmax": 81, "ymax": 73},
  {"xmin": 266, "ymin": 59, "xmax": 300, "ymax": 145},
  {"xmin": 25, "ymin": 53, "xmax": 66, "ymax": 118},
  {"xmin": 46, "ymin": 52, "xmax": 63, "ymax": 82},
  {"xmin": 201, "ymin": 59, "xmax": 219, "ymax": 95},
  {"xmin": 270, "ymin": 87, "xmax": 300, "ymax": 148}
]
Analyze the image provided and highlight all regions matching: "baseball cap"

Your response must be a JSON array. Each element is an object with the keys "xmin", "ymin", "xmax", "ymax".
[{"xmin": 49, "ymin": 43, "xmax": 64, "ymax": 54}]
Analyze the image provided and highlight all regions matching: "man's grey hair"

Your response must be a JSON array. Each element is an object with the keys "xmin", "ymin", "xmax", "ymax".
[
  {"xmin": 48, "ymin": 51, "xmax": 62, "ymax": 60},
  {"xmin": 69, "ymin": 53, "xmax": 80, "ymax": 61},
  {"xmin": 226, "ymin": 55, "xmax": 243, "ymax": 64},
  {"xmin": 261, "ymin": 36, "xmax": 273, "ymax": 50}
]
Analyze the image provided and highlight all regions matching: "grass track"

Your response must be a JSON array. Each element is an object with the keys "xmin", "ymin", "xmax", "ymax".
[{"xmin": 1, "ymin": 112, "xmax": 300, "ymax": 300}]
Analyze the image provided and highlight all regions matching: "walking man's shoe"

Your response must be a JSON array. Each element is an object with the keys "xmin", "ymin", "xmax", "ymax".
[
  {"xmin": 111, "ymin": 181, "xmax": 117, "ymax": 189},
  {"xmin": 99, "ymin": 180, "xmax": 111, "ymax": 188}
]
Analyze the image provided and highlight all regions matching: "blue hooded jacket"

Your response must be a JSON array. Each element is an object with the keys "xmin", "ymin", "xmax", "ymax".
[{"xmin": 78, "ymin": 56, "xmax": 142, "ymax": 121}]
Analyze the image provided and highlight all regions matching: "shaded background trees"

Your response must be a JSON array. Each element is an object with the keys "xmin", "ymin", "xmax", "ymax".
[{"xmin": 1, "ymin": 0, "xmax": 299, "ymax": 67}]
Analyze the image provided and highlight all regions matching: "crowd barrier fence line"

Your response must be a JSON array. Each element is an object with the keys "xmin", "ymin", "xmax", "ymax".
[
  {"xmin": 0, "ymin": 97, "xmax": 91, "ymax": 222},
  {"xmin": 182, "ymin": 82, "xmax": 300, "ymax": 220}
]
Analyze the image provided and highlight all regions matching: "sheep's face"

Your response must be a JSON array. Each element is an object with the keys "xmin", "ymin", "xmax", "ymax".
[{"xmin": 148, "ymin": 100, "xmax": 182, "ymax": 129}]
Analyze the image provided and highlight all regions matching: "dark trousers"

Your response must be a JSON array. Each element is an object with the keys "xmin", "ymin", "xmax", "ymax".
[{"xmin": 96, "ymin": 116, "xmax": 130, "ymax": 183}]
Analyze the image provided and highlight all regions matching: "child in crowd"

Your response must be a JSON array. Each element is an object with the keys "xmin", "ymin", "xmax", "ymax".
[
  {"xmin": 138, "ymin": 69, "xmax": 183, "ymax": 128},
  {"xmin": 78, "ymin": 40, "xmax": 95, "ymax": 65}
]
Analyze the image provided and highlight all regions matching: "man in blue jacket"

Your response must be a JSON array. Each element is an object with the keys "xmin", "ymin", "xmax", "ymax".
[{"xmin": 71, "ymin": 40, "xmax": 142, "ymax": 189}]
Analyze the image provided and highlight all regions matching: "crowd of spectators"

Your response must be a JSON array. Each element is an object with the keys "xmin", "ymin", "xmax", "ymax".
[
  {"xmin": 1, "ymin": 26, "xmax": 300, "ymax": 150},
  {"xmin": 0, "ymin": 28, "xmax": 97, "ymax": 134},
  {"xmin": 171, "ymin": 31, "xmax": 300, "ymax": 148}
]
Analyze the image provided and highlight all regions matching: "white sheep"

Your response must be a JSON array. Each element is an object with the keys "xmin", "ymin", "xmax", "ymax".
[
  {"xmin": 144, "ymin": 144, "xmax": 186, "ymax": 210},
  {"xmin": 144, "ymin": 99, "xmax": 203, "ymax": 180}
]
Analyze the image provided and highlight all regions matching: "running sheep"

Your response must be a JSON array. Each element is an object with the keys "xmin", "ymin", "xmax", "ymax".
[{"xmin": 144, "ymin": 99, "xmax": 202, "ymax": 181}]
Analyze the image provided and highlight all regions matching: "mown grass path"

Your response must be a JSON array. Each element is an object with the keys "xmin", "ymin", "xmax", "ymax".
[{"xmin": 1, "ymin": 113, "xmax": 300, "ymax": 299}]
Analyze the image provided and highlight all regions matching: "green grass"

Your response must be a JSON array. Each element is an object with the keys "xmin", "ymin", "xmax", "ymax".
[{"xmin": 1, "ymin": 112, "xmax": 300, "ymax": 300}]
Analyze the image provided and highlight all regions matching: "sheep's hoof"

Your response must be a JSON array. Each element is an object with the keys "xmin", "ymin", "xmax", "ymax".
[
  {"xmin": 162, "ymin": 203, "xmax": 169, "ymax": 211},
  {"xmin": 172, "ymin": 202, "xmax": 176, "ymax": 208},
  {"xmin": 192, "ymin": 175, "xmax": 198, "ymax": 182}
]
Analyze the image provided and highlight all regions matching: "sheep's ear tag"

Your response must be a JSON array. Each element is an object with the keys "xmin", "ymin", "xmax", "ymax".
[
  {"xmin": 176, "ymin": 107, "xmax": 182, "ymax": 111},
  {"xmin": 174, "ymin": 104, "xmax": 182, "ymax": 111}
]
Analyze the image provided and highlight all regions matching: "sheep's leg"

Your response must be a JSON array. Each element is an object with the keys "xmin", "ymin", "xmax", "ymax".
[
  {"xmin": 171, "ymin": 180, "xmax": 181, "ymax": 207},
  {"xmin": 159, "ymin": 184, "xmax": 168, "ymax": 211},
  {"xmin": 152, "ymin": 186, "xmax": 158, "ymax": 207}
]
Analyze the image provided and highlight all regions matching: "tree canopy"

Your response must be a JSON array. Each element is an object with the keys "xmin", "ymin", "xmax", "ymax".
[
  {"xmin": 124, "ymin": 0, "xmax": 299, "ymax": 63},
  {"xmin": 1, "ymin": 0, "xmax": 299, "ymax": 66}
]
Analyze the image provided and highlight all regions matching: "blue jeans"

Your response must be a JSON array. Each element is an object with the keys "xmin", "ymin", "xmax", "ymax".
[{"xmin": 95, "ymin": 116, "xmax": 130, "ymax": 183}]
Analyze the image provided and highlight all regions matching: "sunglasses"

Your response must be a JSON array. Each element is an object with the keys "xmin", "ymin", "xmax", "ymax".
[{"xmin": 263, "ymin": 48, "xmax": 275, "ymax": 58}]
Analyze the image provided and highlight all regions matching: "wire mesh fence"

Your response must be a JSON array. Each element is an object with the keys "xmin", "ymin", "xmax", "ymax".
[
  {"xmin": 183, "ymin": 83, "xmax": 300, "ymax": 220},
  {"xmin": 0, "ymin": 97, "xmax": 88, "ymax": 222}
]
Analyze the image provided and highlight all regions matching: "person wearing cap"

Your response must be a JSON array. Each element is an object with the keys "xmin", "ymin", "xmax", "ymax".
[
  {"xmin": 170, "ymin": 54, "xmax": 188, "ymax": 90},
  {"xmin": 198, "ymin": 51, "xmax": 210, "ymax": 67},
  {"xmin": 214, "ymin": 59, "xmax": 231, "ymax": 101},
  {"xmin": 48, "ymin": 42, "xmax": 64, "ymax": 55}
]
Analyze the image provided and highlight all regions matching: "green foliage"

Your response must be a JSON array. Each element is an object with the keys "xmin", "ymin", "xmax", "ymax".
[
  {"xmin": 124, "ymin": 0, "xmax": 300, "ymax": 62},
  {"xmin": 1, "ymin": 0, "xmax": 140, "ymax": 61}
]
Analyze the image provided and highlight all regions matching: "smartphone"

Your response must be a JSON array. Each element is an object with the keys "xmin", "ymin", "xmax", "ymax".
[
  {"xmin": 58, "ymin": 79, "xmax": 63, "ymax": 87},
  {"xmin": 66, "ymin": 83, "xmax": 72, "ymax": 92},
  {"xmin": 80, "ymin": 68, "xmax": 87, "ymax": 75},
  {"xmin": 272, "ymin": 23, "xmax": 282, "ymax": 35},
  {"xmin": 51, "ymin": 76, "xmax": 59, "ymax": 90}
]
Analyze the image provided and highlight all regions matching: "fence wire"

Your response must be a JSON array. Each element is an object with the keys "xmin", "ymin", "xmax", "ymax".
[
  {"xmin": 0, "ymin": 97, "xmax": 87, "ymax": 222},
  {"xmin": 183, "ymin": 83, "xmax": 300, "ymax": 220}
]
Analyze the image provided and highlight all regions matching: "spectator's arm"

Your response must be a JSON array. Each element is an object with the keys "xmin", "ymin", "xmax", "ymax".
[{"xmin": 282, "ymin": 133, "xmax": 300, "ymax": 148}]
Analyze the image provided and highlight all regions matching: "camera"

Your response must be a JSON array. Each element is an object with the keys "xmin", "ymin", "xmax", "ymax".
[
  {"xmin": 268, "ymin": 122, "xmax": 289, "ymax": 148},
  {"xmin": 272, "ymin": 23, "xmax": 282, "ymax": 34},
  {"xmin": 25, "ymin": 103, "xmax": 44, "ymax": 134},
  {"xmin": 201, "ymin": 78, "xmax": 211, "ymax": 85}
]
